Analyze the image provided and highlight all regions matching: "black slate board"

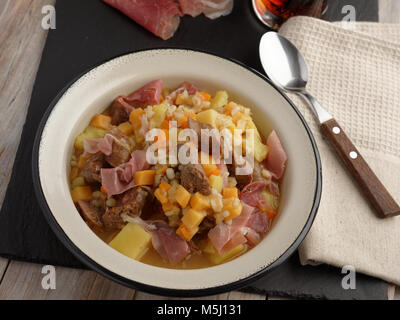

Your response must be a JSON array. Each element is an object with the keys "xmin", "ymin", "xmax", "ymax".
[{"xmin": 0, "ymin": 0, "xmax": 386, "ymax": 299}]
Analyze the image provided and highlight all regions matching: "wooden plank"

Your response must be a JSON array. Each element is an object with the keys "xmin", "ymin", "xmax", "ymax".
[
  {"xmin": 0, "ymin": 258, "xmax": 9, "ymax": 280},
  {"xmin": 0, "ymin": 0, "xmax": 55, "ymax": 206},
  {"xmin": 0, "ymin": 261, "xmax": 135, "ymax": 300},
  {"xmin": 225, "ymin": 291, "xmax": 266, "ymax": 300},
  {"xmin": 395, "ymin": 286, "xmax": 400, "ymax": 301},
  {"xmin": 134, "ymin": 291, "xmax": 226, "ymax": 300},
  {"xmin": 87, "ymin": 274, "xmax": 135, "ymax": 300},
  {"xmin": 134, "ymin": 291, "xmax": 265, "ymax": 300},
  {"xmin": 379, "ymin": 0, "xmax": 400, "ymax": 23}
]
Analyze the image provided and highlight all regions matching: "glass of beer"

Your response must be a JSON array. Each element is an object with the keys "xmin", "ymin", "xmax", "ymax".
[{"xmin": 252, "ymin": 0, "xmax": 328, "ymax": 29}]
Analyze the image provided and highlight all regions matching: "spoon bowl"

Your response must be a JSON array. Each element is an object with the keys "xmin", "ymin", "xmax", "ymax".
[{"xmin": 259, "ymin": 32, "xmax": 309, "ymax": 92}]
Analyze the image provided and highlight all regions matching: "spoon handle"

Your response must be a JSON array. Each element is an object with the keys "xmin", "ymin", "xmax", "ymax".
[{"xmin": 320, "ymin": 118, "xmax": 400, "ymax": 218}]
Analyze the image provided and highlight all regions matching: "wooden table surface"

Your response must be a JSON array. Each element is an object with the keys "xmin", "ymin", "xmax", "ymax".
[{"xmin": 0, "ymin": 0, "xmax": 399, "ymax": 300}]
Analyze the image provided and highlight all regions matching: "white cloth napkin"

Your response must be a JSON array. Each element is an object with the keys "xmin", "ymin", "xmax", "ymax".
[{"xmin": 278, "ymin": 17, "xmax": 400, "ymax": 285}]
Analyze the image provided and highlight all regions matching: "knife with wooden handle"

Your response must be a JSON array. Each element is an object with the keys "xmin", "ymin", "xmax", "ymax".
[{"xmin": 320, "ymin": 118, "xmax": 400, "ymax": 218}]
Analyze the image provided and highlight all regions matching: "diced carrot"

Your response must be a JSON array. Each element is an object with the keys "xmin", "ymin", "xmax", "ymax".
[
  {"xmin": 161, "ymin": 116, "xmax": 172, "ymax": 129},
  {"xmin": 162, "ymin": 129, "xmax": 169, "ymax": 142},
  {"xmin": 224, "ymin": 202, "xmax": 242, "ymax": 222},
  {"xmin": 175, "ymin": 185, "xmax": 191, "ymax": 209},
  {"xmin": 161, "ymin": 119, "xmax": 169, "ymax": 129},
  {"xmin": 153, "ymin": 129, "xmax": 169, "ymax": 150},
  {"xmin": 90, "ymin": 114, "xmax": 112, "ymax": 130},
  {"xmin": 129, "ymin": 108, "xmax": 145, "ymax": 129},
  {"xmin": 176, "ymin": 224, "xmax": 191, "ymax": 240},
  {"xmin": 155, "ymin": 165, "xmax": 168, "ymax": 174},
  {"xmin": 190, "ymin": 192, "xmax": 210, "ymax": 211},
  {"xmin": 266, "ymin": 209, "xmax": 276, "ymax": 219},
  {"xmin": 223, "ymin": 102, "xmax": 237, "ymax": 115},
  {"xmin": 134, "ymin": 170, "xmax": 156, "ymax": 186},
  {"xmin": 199, "ymin": 91, "xmax": 211, "ymax": 101},
  {"xmin": 176, "ymin": 224, "xmax": 198, "ymax": 241},
  {"xmin": 232, "ymin": 111, "xmax": 244, "ymax": 123},
  {"xmin": 71, "ymin": 186, "xmax": 92, "ymax": 202},
  {"xmin": 222, "ymin": 187, "xmax": 238, "ymax": 198},
  {"xmin": 154, "ymin": 188, "xmax": 168, "ymax": 204},
  {"xmin": 162, "ymin": 201, "xmax": 174, "ymax": 212},
  {"xmin": 179, "ymin": 116, "xmax": 188, "ymax": 129},
  {"xmin": 118, "ymin": 121, "xmax": 134, "ymax": 135},
  {"xmin": 201, "ymin": 163, "xmax": 218, "ymax": 177},
  {"xmin": 159, "ymin": 181, "xmax": 171, "ymax": 193},
  {"xmin": 209, "ymin": 169, "xmax": 221, "ymax": 176},
  {"xmin": 182, "ymin": 208, "xmax": 206, "ymax": 229},
  {"xmin": 100, "ymin": 186, "xmax": 108, "ymax": 195}
]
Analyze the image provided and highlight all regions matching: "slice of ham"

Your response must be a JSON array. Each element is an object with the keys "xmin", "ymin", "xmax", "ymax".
[
  {"xmin": 220, "ymin": 231, "xmax": 247, "ymax": 254},
  {"xmin": 121, "ymin": 216, "xmax": 190, "ymax": 263},
  {"xmin": 100, "ymin": 150, "xmax": 149, "ymax": 197},
  {"xmin": 103, "ymin": 0, "xmax": 181, "ymax": 40},
  {"xmin": 208, "ymin": 202, "xmax": 254, "ymax": 254},
  {"xmin": 244, "ymin": 228, "xmax": 261, "ymax": 246},
  {"xmin": 83, "ymin": 134, "xmax": 118, "ymax": 157},
  {"xmin": 83, "ymin": 139, "xmax": 103, "ymax": 156},
  {"xmin": 165, "ymin": 82, "xmax": 198, "ymax": 105},
  {"xmin": 178, "ymin": 0, "xmax": 234, "ymax": 19},
  {"xmin": 125, "ymin": 79, "xmax": 163, "ymax": 108},
  {"xmin": 246, "ymin": 209, "xmax": 271, "ymax": 234},
  {"xmin": 240, "ymin": 181, "xmax": 268, "ymax": 207},
  {"xmin": 265, "ymin": 130, "xmax": 287, "ymax": 180},
  {"xmin": 110, "ymin": 96, "xmax": 135, "ymax": 125},
  {"xmin": 150, "ymin": 222, "xmax": 190, "ymax": 264}
]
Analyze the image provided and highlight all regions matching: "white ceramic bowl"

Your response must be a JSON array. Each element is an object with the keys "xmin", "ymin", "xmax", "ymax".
[{"xmin": 32, "ymin": 49, "xmax": 321, "ymax": 297}]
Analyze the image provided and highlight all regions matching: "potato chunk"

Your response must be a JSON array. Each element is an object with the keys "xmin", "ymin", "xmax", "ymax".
[
  {"xmin": 209, "ymin": 175, "xmax": 223, "ymax": 193},
  {"xmin": 196, "ymin": 109, "xmax": 219, "ymax": 128},
  {"xmin": 109, "ymin": 223, "xmax": 152, "ymax": 260},
  {"xmin": 210, "ymin": 91, "xmax": 228, "ymax": 110},
  {"xmin": 203, "ymin": 240, "xmax": 245, "ymax": 265},
  {"xmin": 74, "ymin": 126, "xmax": 107, "ymax": 150}
]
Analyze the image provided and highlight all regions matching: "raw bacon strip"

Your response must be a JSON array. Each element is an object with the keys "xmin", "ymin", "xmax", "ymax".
[
  {"xmin": 103, "ymin": 0, "xmax": 181, "ymax": 40},
  {"xmin": 265, "ymin": 130, "xmax": 287, "ymax": 180},
  {"xmin": 179, "ymin": 0, "xmax": 234, "ymax": 19}
]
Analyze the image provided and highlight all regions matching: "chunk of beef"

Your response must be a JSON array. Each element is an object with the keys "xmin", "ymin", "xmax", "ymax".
[
  {"xmin": 229, "ymin": 157, "xmax": 253, "ymax": 190},
  {"xmin": 102, "ymin": 187, "xmax": 151, "ymax": 230},
  {"xmin": 197, "ymin": 216, "xmax": 215, "ymax": 234},
  {"xmin": 105, "ymin": 127, "xmax": 134, "ymax": 167},
  {"xmin": 102, "ymin": 207, "xmax": 125, "ymax": 230},
  {"xmin": 81, "ymin": 153, "xmax": 105, "ymax": 184},
  {"xmin": 77, "ymin": 200, "xmax": 104, "ymax": 228},
  {"xmin": 119, "ymin": 186, "xmax": 151, "ymax": 211},
  {"xmin": 110, "ymin": 96, "xmax": 134, "ymax": 126},
  {"xmin": 179, "ymin": 164, "xmax": 211, "ymax": 195}
]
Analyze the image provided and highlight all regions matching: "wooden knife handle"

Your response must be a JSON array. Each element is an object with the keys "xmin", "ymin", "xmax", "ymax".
[{"xmin": 320, "ymin": 118, "xmax": 400, "ymax": 218}]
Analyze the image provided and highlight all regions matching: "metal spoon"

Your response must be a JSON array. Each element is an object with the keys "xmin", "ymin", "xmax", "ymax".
[{"xmin": 259, "ymin": 31, "xmax": 400, "ymax": 218}]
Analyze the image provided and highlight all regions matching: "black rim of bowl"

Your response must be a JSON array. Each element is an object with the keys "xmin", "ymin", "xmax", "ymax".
[{"xmin": 32, "ymin": 47, "xmax": 322, "ymax": 298}]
